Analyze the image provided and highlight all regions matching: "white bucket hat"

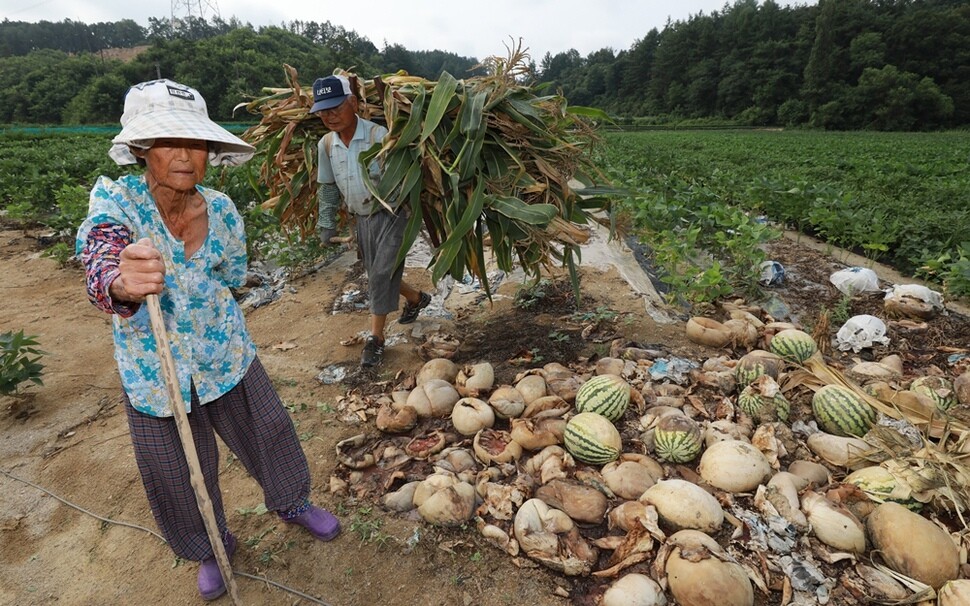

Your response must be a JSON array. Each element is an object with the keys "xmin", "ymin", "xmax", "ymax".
[{"xmin": 109, "ymin": 79, "xmax": 255, "ymax": 167}]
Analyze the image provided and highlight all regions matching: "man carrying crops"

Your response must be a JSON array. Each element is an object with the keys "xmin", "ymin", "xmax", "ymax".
[{"xmin": 313, "ymin": 74, "xmax": 431, "ymax": 368}]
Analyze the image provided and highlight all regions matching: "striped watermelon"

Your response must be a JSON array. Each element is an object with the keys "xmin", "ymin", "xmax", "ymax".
[
  {"xmin": 812, "ymin": 384, "xmax": 877, "ymax": 437},
  {"xmin": 769, "ymin": 329, "xmax": 818, "ymax": 364},
  {"xmin": 564, "ymin": 412, "xmax": 622, "ymax": 464},
  {"xmin": 737, "ymin": 379, "xmax": 790, "ymax": 423},
  {"xmin": 653, "ymin": 415, "xmax": 702, "ymax": 463},
  {"xmin": 734, "ymin": 350, "xmax": 785, "ymax": 389},
  {"xmin": 575, "ymin": 374, "xmax": 631, "ymax": 422},
  {"xmin": 909, "ymin": 376, "xmax": 957, "ymax": 411}
]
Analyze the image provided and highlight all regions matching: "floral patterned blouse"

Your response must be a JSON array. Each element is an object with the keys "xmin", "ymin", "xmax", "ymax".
[{"xmin": 76, "ymin": 174, "xmax": 256, "ymax": 417}]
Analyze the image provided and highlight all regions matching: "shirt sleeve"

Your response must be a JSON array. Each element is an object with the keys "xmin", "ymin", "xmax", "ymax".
[
  {"xmin": 79, "ymin": 223, "xmax": 140, "ymax": 317},
  {"xmin": 317, "ymin": 134, "xmax": 335, "ymax": 184},
  {"xmin": 317, "ymin": 183, "xmax": 341, "ymax": 231}
]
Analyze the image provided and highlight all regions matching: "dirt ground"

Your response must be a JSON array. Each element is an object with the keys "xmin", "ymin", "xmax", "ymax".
[{"xmin": 1, "ymin": 221, "xmax": 968, "ymax": 606}]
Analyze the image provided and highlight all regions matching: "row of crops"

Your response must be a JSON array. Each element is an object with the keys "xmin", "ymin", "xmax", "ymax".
[
  {"xmin": 600, "ymin": 130, "xmax": 970, "ymax": 300},
  {"xmin": 1, "ymin": 128, "xmax": 968, "ymax": 298}
]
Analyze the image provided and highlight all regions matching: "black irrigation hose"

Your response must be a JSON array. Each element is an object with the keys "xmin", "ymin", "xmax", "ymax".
[{"xmin": 0, "ymin": 467, "xmax": 333, "ymax": 606}]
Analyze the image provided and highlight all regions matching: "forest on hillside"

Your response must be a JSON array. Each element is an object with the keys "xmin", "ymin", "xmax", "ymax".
[{"xmin": 1, "ymin": 0, "xmax": 968, "ymax": 130}]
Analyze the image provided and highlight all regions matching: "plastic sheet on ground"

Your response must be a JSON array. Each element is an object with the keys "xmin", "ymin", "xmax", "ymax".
[
  {"xmin": 648, "ymin": 357, "xmax": 699, "ymax": 383},
  {"xmin": 316, "ymin": 365, "xmax": 347, "ymax": 385},
  {"xmin": 780, "ymin": 554, "xmax": 833, "ymax": 604},
  {"xmin": 830, "ymin": 267, "xmax": 881, "ymax": 295},
  {"xmin": 836, "ymin": 314, "xmax": 890, "ymax": 352},
  {"xmin": 579, "ymin": 221, "xmax": 679, "ymax": 324},
  {"xmin": 759, "ymin": 260, "xmax": 786, "ymax": 286},
  {"xmin": 735, "ymin": 508, "xmax": 798, "ymax": 554},
  {"xmin": 884, "ymin": 284, "xmax": 944, "ymax": 311},
  {"xmin": 238, "ymin": 265, "xmax": 290, "ymax": 309}
]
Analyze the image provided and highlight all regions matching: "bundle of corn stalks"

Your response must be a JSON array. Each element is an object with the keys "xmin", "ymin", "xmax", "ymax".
[{"xmin": 237, "ymin": 41, "xmax": 619, "ymax": 298}]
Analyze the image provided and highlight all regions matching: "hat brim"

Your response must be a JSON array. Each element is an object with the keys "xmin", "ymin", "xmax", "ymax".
[
  {"xmin": 110, "ymin": 108, "xmax": 255, "ymax": 167},
  {"xmin": 310, "ymin": 95, "xmax": 349, "ymax": 114}
]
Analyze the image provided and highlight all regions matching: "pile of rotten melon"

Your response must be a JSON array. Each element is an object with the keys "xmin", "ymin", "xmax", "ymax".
[{"xmin": 328, "ymin": 301, "xmax": 970, "ymax": 606}]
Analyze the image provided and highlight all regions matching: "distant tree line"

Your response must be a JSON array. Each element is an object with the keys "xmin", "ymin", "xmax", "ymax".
[
  {"xmin": 1, "ymin": 0, "xmax": 968, "ymax": 130},
  {"xmin": 542, "ymin": 0, "xmax": 967, "ymax": 130},
  {"xmin": 0, "ymin": 17, "xmax": 481, "ymax": 125}
]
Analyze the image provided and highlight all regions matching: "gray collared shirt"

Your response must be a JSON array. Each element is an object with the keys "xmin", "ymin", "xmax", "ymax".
[{"xmin": 317, "ymin": 117, "xmax": 388, "ymax": 216}]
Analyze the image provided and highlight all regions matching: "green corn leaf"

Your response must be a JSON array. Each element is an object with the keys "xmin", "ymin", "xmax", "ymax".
[
  {"xmin": 272, "ymin": 184, "xmax": 293, "ymax": 219},
  {"xmin": 396, "ymin": 188, "xmax": 426, "ymax": 268},
  {"xmin": 488, "ymin": 196, "xmax": 557, "ymax": 225},
  {"xmin": 506, "ymin": 96, "xmax": 544, "ymax": 122},
  {"xmin": 447, "ymin": 238, "xmax": 468, "ymax": 281},
  {"xmin": 432, "ymin": 180, "xmax": 486, "ymax": 284},
  {"xmin": 395, "ymin": 158, "xmax": 425, "ymax": 209},
  {"xmin": 565, "ymin": 105, "xmax": 614, "ymax": 122},
  {"xmin": 421, "ymin": 71, "xmax": 458, "ymax": 143},
  {"xmin": 460, "ymin": 90, "xmax": 488, "ymax": 135},
  {"xmin": 395, "ymin": 86, "xmax": 426, "ymax": 148},
  {"xmin": 375, "ymin": 148, "xmax": 417, "ymax": 200},
  {"xmin": 458, "ymin": 126, "xmax": 487, "ymax": 182}
]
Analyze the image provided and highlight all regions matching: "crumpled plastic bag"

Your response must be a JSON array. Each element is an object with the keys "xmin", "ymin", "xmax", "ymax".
[
  {"xmin": 829, "ymin": 267, "xmax": 880, "ymax": 295},
  {"xmin": 884, "ymin": 284, "xmax": 944, "ymax": 319},
  {"xmin": 836, "ymin": 314, "xmax": 890, "ymax": 352},
  {"xmin": 759, "ymin": 260, "xmax": 785, "ymax": 286}
]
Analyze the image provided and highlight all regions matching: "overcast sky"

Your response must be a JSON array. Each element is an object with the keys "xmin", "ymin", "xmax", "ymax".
[{"xmin": 4, "ymin": 0, "xmax": 817, "ymax": 61}]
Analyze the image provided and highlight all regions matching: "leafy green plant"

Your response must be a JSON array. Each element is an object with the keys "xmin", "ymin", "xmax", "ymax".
[
  {"xmin": 621, "ymin": 173, "xmax": 778, "ymax": 305},
  {"xmin": 570, "ymin": 306, "xmax": 618, "ymax": 324},
  {"xmin": 548, "ymin": 330, "xmax": 570, "ymax": 343},
  {"xmin": 45, "ymin": 183, "xmax": 89, "ymax": 235},
  {"xmin": 257, "ymin": 539, "xmax": 295, "ymax": 565},
  {"xmin": 828, "ymin": 293, "xmax": 855, "ymax": 326},
  {"xmin": 918, "ymin": 243, "xmax": 970, "ymax": 298},
  {"xmin": 283, "ymin": 399, "xmax": 306, "ymax": 412},
  {"xmin": 267, "ymin": 232, "xmax": 331, "ymax": 272},
  {"xmin": 1, "ymin": 330, "xmax": 47, "ymax": 395},
  {"xmin": 513, "ymin": 279, "xmax": 553, "ymax": 310},
  {"xmin": 41, "ymin": 242, "xmax": 75, "ymax": 267},
  {"xmin": 242, "ymin": 205, "xmax": 281, "ymax": 262},
  {"xmin": 349, "ymin": 506, "xmax": 394, "ymax": 548},
  {"xmin": 244, "ymin": 527, "xmax": 275, "ymax": 549}
]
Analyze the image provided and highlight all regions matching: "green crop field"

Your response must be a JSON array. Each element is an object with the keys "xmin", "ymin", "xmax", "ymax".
[
  {"xmin": 2, "ymin": 128, "xmax": 969, "ymax": 298},
  {"xmin": 600, "ymin": 130, "xmax": 970, "ymax": 299}
]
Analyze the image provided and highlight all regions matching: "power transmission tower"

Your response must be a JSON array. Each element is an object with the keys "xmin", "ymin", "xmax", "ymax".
[{"xmin": 171, "ymin": 0, "xmax": 221, "ymax": 22}]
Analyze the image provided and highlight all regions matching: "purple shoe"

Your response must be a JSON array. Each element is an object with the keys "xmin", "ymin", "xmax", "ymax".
[
  {"xmin": 285, "ymin": 504, "xmax": 341, "ymax": 541},
  {"xmin": 198, "ymin": 533, "xmax": 237, "ymax": 601}
]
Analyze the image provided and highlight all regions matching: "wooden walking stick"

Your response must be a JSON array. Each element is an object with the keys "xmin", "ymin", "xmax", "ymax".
[{"xmin": 146, "ymin": 293, "xmax": 242, "ymax": 605}]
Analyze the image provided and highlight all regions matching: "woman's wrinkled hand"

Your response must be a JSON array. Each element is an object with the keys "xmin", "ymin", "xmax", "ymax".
[{"xmin": 111, "ymin": 238, "xmax": 165, "ymax": 303}]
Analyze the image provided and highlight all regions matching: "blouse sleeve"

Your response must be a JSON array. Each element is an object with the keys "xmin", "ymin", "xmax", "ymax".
[{"xmin": 79, "ymin": 223, "xmax": 140, "ymax": 317}]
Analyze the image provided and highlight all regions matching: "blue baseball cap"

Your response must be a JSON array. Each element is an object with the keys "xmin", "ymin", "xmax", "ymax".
[{"xmin": 311, "ymin": 75, "xmax": 352, "ymax": 113}]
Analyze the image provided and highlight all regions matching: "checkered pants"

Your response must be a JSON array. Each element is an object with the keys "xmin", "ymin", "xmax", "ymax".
[
  {"xmin": 355, "ymin": 208, "xmax": 408, "ymax": 316},
  {"xmin": 124, "ymin": 356, "xmax": 311, "ymax": 561}
]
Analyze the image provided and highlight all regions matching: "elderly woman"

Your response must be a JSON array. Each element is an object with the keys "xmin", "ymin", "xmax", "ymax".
[{"xmin": 76, "ymin": 79, "xmax": 340, "ymax": 601}]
